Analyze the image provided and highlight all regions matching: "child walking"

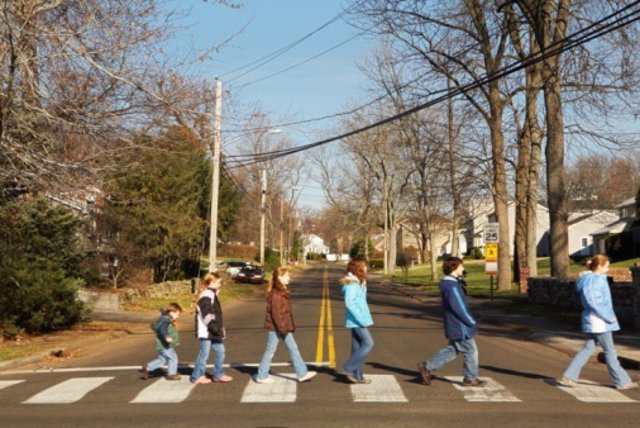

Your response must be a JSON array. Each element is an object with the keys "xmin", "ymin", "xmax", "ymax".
[
  {"xmin": 340, "ymin": 258, "xmax": 374, "ymax": 384},
  {"xmin": 190, "ymin": 272, "xmax": 233, "ymax": 384},
  {"xmin": 142, "ymin": 302, "xmax": 183, "ymax": 380},
  {"xmin": 559, "ymin": 254, "xmax": 638, "ymax": 390},
  {"xmin": 254, "ymin": 267, "xmax": 317, "ymax": 383},
  {"xmin": 417, "ymin": 257, "xmax": 486, "ymax": 387}
]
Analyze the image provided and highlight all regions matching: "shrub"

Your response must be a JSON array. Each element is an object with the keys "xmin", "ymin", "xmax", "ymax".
[
  {"xmin": 0, "ymin": 199, "xmax": 86, "ymax": 334},
  {"xmin": 306, "ymin": 252, "xmax": 325, "ymax": 261},
  {"xmin": 350, "ymin": 240, "xmax": 374, "ymax": 259},
  {"xmin": 260, "ymin": 247, "xmax": 281, "ymax": 273}
]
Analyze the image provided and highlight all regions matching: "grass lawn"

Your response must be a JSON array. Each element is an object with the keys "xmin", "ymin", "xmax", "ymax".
[{"xmin": 389, "ymin": 257, "xmax": 640, "ymax": 298}]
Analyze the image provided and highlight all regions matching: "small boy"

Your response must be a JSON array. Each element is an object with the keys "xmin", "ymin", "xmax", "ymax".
[
  {"xmin": 142, "ymin": 302, "xmax": 182, "ymax": 380},
  {"xmin": 417, "ymin": 257, "xmax": 486, "ymax": 387}
]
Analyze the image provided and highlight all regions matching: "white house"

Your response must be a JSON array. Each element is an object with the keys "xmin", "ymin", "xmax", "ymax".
[
  {"xmin": 568, "ymin": 210, "xmax": 620, "ymax": 257},
  {"xmin": 480, "ymin": 200, "xmax": 622, "ymax": 257},
  {"xmin": 302, "ymin": 234, "xmax": 330, "ymax": 256}
]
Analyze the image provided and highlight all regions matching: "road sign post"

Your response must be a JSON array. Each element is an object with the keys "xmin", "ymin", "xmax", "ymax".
[{"xmin": 484, "ymin": 223, "xmax": 499, "ymax": 301}]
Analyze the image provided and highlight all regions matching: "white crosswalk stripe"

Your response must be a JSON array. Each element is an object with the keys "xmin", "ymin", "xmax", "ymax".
[
  {"xmin": 241, "ymin": 373, "xmax": 298, "ymax": 403},
  {"xmin": 0, "ymin": 380, "xmax": 25, "ymax": 390},
  {"xmin": 554, "ymin": 379, "xmax": 637, "ymax": 403},
  {"xmin": 444, "ymin": 376, "xmax": 521, "ymax": 402},
  {"xmin": 23, "ymin": 377, "xmax": 114, "ymax": 404},
  {"xmin": 131, "ymin": 376, "xmax": 195, "ymax": 403},
  {"xmin": 350, "ymin": 375, "xmax": 408, "ymax": 402}
]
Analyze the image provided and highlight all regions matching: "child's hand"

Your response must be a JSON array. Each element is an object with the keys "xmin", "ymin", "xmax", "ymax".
[{"xmin": 166, "ymin": 337, "xmax": 173, "ymax": 343}]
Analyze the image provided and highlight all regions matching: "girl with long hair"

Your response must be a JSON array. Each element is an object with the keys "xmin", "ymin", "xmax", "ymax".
[
  {"xmin": 190, "ymin": 272, "xmax": 233, "ymax": 384},
  {"xmin": 254, "ymin": 266, "xmax": 317, "ymax": 383},
  {"xmin": 340, "ymin": 258, "xmax": 374, "ymax": 384}
]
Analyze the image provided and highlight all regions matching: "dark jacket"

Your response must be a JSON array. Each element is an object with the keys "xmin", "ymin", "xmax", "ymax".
[
  {"xmin": 151, "ymin": 310, "xmax": 180, "ymax": 351},
  {"xmin": 195, "ymin": 288, "xmax": 225, "ymax": 340},
  {"xmin": 264, "ymin": 288, "xmax": 295, "ymax": 335},
  {"xmin": 438, "ymin": 275, "xmax": 478, "ymax": 341}
]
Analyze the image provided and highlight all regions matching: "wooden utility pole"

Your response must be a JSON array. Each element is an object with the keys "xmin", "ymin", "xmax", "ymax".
[
  {"xmin": 259, "ymin": 169, "xmax": 267, "ymax": 267},
  {"xmin": 280, "ymin": 199, "xmax": 284, "ymax": 266},
  {"xmin": 208, "ymin": 80, "xmax": 222, "ymax": 272}
]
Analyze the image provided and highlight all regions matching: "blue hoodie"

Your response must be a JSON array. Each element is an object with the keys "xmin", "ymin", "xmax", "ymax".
[
  {"xmin": 577, "ymin": 271, "xmax": 620, "ymax": 333},
  {"xmin": 439, "ymin": 275, "xmax": 478, "ymax": 341},
  {"xmin": 341, "ymin": 273, "xmax": 374, "ymax": 328}
]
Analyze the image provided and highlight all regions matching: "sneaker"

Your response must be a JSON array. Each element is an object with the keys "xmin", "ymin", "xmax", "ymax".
[
  {"xmin": 298, "ymin": 371, "xmax": 317, "ymax": 383},
  {"xmin": 462, "ymin": 378, "xmax": 487, "ymax": 387},
  {"xmin": 214, "ymin": 374, "xmax": 233, "ymax": 383},
  {"xmin": 140, "ymin": 365, "xmax": 149, "ymax": 380},
  {"xmin": 357, "ymin": 378, "xmax": 372, "ymax": 384},
  {"xmin": 165, "ymin": 374, "xmax": 181, "ymax": 381},
  {"xmin": 340, "ymin": 369, "xmax": 358, "ymax": 384},
  {"xmin": 417, "ymin": 362, "xmax": 432, "ymax": 386},
  {"xmin": 253, "ymin": 375, "xmax": 274, "ymax": 384},
  {"xmin": 193, "ymin": 375, "xmax": 212, "ymax": 385},
  {"xmin": 617, "ymin": 382, "xmax": 639, "ymax": 390},
  {"xmin": 558, "ymin": 376, "xmax": 577, "ymax": 387}
]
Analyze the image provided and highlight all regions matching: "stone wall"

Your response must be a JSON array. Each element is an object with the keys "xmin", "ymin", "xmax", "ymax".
[
  {"xmin": 528, "ymin": 266, "xmax": 640, "ymax": 328},
  {"xmin": 119, "ymin": 280, "xmax": 195, "ymax": 306}
]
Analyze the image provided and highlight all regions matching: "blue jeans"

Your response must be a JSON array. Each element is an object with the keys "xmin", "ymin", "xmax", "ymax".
[
  {"xmin": 563, "ymin": 331, "xmax": 632, "ymax": 388},
  {"xmin": 342, "ymin": 327, "xmax": 374, "ymax": 382},
  {"xmin": 425, "ymin": 337, "xmax": 479, "ymax": 380},
  {"xmin": 257, "ymin": 331, "xmax": 309, "ymax": 379},
  {"xmin": 190, "ymin": 339, "xmax": 226, "ymax": 382},
  {"xmin": 147, "ymin": 348, "xmax": 178, "ymax": 376}
]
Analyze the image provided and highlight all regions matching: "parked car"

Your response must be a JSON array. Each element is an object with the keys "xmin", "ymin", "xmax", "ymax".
[
  {"xmin": 235, "ymin": 264, "xmax": 264, "ymax": 284},
  {"xmin": 225, "ymin": 261, "xmax": 250, "ymax": 279}
]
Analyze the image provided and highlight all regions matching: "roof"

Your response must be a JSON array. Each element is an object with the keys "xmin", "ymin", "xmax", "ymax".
[
  {"xmin": 615, "ymin": 197, "xmax": 636, "ymax": 209},
  {"xmin": 590, "ymin": 220, "xmax": 630, "ymax": 236}
]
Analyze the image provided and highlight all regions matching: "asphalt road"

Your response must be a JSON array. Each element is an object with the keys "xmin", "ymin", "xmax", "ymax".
[{"xmin": 1, "ymin": 263, "xmax": 638, "ymax": 427}]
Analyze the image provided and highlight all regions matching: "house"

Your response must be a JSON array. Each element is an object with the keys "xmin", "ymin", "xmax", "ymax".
[
  {"xmin": 568, "ymin": 210, "xmax": 620, "ymax": 257},
  {"xmin": 302, "ymin": 234, "xmax": 330, "ymax": 256},
  {"xmin": 378, "ymin": 221, "xmax": 468, "ymax": 259},
  {"xmin": 485, "ymin": 201, "xmax": 551, "ymax": 257},
  {"xmin": 591, "ymin": 197, "xmax": 636, "ymax": 255},
  {"xmin": 479, "ymin": 199, "xmax": 622, "ymax": 258}
]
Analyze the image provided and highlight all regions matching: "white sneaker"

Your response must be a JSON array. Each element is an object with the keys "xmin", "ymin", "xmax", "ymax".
[
  {"xmin": 298, "ymin": 371, "xmax": 317, "ymax": 383},
  {"xmin": 617, "ymin": 382, "xmax": 638, "ymax": 390},
  {"xmin": 253, "ymin": 375, "xmax": 274, "ymax": 384},
  {"xmin": 558, "ymin": 376, "xmax": 577, "ymax": 387}
]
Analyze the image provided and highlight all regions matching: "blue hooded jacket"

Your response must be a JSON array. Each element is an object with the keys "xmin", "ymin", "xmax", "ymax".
[
  {"xmin": 577, "ymin": 271, "xmax": 620, "ymax": 333},
  {"xmin": 341, "ymin": 272, "xmax": 374, "ymax": 328},
  {"xmin": 438, "ymin": 275, "xmax": 478, "ymax": 340}
]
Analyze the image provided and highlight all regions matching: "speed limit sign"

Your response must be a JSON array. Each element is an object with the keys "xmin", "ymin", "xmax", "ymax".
[{"xmin": 484, "ymin": 223, "xmax": 499, "ymax": 243}]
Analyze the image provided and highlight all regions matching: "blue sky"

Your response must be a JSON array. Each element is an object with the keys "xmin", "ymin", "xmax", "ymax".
[{"xmin": 173, "ymin": 1, "xmax": 375, "ymax": 209}]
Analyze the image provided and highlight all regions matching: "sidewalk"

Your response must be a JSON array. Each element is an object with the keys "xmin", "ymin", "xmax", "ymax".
[{"xmin": 385, "ymin": 280, "xmax": 640, "ymax": 371}]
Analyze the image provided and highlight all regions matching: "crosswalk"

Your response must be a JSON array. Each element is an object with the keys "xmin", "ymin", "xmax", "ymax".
[{"xmin": 0, "ymin": 373, "xmax": 636, "ymax": 405}]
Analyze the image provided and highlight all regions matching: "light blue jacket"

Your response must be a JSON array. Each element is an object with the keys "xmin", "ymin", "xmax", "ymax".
[
  {"xmin": 577, "ymin": 272, "xmax": 620, "ymax": 333},
  {"xmin": 342, "ymin": 273, "xmax": 374, "ymax": 328}
]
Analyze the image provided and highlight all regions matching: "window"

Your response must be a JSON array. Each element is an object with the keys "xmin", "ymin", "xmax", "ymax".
[{"xmin": 581, "ymin": 237, "xmax": 589, "ymax": 247}]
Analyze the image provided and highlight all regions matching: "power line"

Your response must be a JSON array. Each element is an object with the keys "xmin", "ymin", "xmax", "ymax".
[
  {"xmin": 225, "ymin": 2, "xmax": 640, "ymax": 169},
  {"xmin": 222, "ymin": 1, "xmax": 364, "ymax": 84}
]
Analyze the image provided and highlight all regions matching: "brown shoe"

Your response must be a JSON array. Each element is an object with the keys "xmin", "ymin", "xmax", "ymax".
[
  {"xmin": 462, "ymin": 378, "xmax": 487, "ymax": 387},
  {"xmin": 140, "ymin": 365, "xmax": 149, "ymax": 380},
  {"xmin": 165, "ymin": 374, "xmax": 181, "ymax": 381},
  {"xmin": 417, "ymin": 362, "xmax": 432, "ymax": 385}
]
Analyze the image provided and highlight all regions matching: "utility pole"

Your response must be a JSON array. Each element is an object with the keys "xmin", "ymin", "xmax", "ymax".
[
  {"xmin": 259, "ymin": 169, "xmax": 267, "ymax": 267},
  {"xmin": 279, "ymin": 198, "xmax": 284, "ymax": 266},
  {"xmin": 208, "ymin": 80, "xmax": 222, "ymax": 272}
]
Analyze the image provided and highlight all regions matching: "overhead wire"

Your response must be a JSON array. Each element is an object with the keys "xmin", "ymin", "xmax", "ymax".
[
  {"xmin": 224, "ymin": 2, "xmax": 640, "ymax": 169},
  {"xmin": 222, "ymin": 0, "xmax": 365, "ymax": 84}
]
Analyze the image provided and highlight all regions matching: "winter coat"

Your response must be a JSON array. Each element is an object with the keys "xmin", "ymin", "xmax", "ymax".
[
  {"xmin": 341, "ymin": 272, "xmax": 374, "ymax": 328},
  {"xmin": 264, "ymin": 288, "xmax": 296, "ymax": 335},
  {"xmin": 151, "ymin": 310, "xmax": 180, "ymax": 351},
  {"xmin": 577, "ymin": 271, "xmax": 620, "ymax": 333},
  {"xmin": 195, "ymin": 288, "xmax": 225, "ymax": 341},
  {"xmin": 438, "ymin": 275, "xmax": 478, "ymax": 341}
]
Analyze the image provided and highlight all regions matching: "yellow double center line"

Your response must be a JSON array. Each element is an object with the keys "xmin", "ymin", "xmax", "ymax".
[{"xmin": 315, "ymin": 264, "xmax": 336, "ymax": 368}]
